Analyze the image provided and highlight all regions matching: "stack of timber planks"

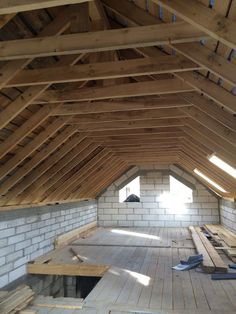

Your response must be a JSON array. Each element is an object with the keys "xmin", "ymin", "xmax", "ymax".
[
  {"xmin": 32, "ymin": 295, "xmax": 83, "ymax": 309},
  {"xmin": 204, "ymin": 224, "xmax": 236, "ymax": 262},
  {"xmin": 0, "ymin": 285, "xmax": 34, "ymax": 314},
  {"xmin": 189, "ymin": 226, "xmax": 227, "ymax": 273}
]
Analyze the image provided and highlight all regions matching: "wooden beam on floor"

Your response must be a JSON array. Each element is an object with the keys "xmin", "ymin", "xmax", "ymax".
[
  {"xmin": 194, "ymin": 226, "xmax": 228, "ymax": 273},
  {"xmin": 27, "ymin": 263, "xmax": 109, "ymax": 277},
  {"xmin": 189, "ymin": 226, "xmax": 215, "ymax": 273},
  {"xmin": 0, "ymin": 22, "xmax": 208, "ymax": 61}
]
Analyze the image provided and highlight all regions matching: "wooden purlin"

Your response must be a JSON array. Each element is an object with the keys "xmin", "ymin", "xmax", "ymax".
[
  {"xmin": 52, "ymin": 98, "xmax": 190, "ymax": 115},
  {"xmin": 0, "ymin": 22, "xmax": 208, "ymax": 61},
  {"xmin": 69, "ymin": 108, "xmax": 187, "ymax": 124},
  {"xmin": 34, "ymin": 79, "xmax": 194, "ymax": 104},
  {"xmin": 5, "ymin": 56, "xmax": 200, "ymax": 87}
]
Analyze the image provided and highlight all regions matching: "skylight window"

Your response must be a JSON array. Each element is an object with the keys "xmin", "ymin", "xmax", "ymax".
[
  {"xmin": 208, "ymin": 155, "xmax": 236, "ymax": 179},
  {"xmin": 194, "ymin": 169, "xmax": 227, "ymax": 193}
]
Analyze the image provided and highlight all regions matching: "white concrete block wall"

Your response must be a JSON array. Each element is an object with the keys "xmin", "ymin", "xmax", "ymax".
[
  {"xmin": 0, "ymin": 200, "xmax": 97, "ymax": 288},
  {"xmin": 98, "ymin": 166, "xmax": 220, "ymax": 227},
  {"xmin": 220, "ymin": 199, "xmax": 236, "ymax": 232}
]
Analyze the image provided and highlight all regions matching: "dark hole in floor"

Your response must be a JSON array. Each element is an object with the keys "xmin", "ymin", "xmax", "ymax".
[{"xmin": 63, "ymin": 275, "xmax": 102, "ymax": 299}]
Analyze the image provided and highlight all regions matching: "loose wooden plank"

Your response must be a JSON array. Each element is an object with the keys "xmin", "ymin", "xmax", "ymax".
[
  {"xmin": 33, "ymin": 296, "xmax": 83, "ymax": 309},
  {"xmin": 194, "ymin": 227, "xmax": 227, "ymax": 273},
  {"xmin": 0, "ymin": 22, "xmax": 208, "ymax": 60},
  {"xmin": 189, "ymin": 226, "xmax": 215, "ymax": 273},
  {"xmin": 55, "ymin": 221, "xmax": 97, "ymax": 248},
  {"xmin": 204, "ymin": 224, "xmax": 236, "ymax": 248},
  {"xmin": 0, "ymin": 285, "xmax": 34, "ymax": 314},
  {"xmin": 27, "ymin": 263, "xmax": 109, "ymax": 277}
]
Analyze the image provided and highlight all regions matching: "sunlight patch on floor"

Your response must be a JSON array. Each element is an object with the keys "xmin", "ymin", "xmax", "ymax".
[
  {"xmin": 124, "ymin": 269, "xmax": 150, "ymax": 286},
  {"xmin": 111, "ymin": 229, "xmax": 160, "ymax": 240}
]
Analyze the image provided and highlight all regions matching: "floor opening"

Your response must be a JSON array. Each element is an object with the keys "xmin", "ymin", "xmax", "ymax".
[{"xmin": 63, "ymin": 275, "xmax": 101, "ymax": 299}]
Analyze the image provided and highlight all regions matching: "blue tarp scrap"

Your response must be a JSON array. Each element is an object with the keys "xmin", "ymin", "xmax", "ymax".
[
  {"xmin": 229, "ymin": 263, "xmax": 236, "ymax": 270},
  {"xmin": 172, "ymin": 254, "xmax": 203, "ymax": 271}
]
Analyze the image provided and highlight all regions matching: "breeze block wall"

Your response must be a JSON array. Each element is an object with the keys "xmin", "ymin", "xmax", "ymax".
[
  {"xmin": 0, "ymin": 200, "xmax": 97, "ymax": 288},
  {"xmin": 220, "ymin": 199, "xmax": 236, "ymax": 232},
  {"xmin": 98, "ymin": 165, "xmax": 220, "ymax": 228}
]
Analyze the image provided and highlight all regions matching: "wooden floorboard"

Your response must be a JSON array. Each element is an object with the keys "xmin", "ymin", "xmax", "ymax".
[{"xmin": 24, "ymin": 227, "xmax": 236, "ymax": 313}]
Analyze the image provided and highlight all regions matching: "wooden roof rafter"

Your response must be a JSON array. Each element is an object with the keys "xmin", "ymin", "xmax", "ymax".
[{"xmin": 0, "ymin": 0, "xmax": 235, "ymax": 209}]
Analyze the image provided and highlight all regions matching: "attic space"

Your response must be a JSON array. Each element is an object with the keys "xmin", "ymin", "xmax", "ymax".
[{"xmin": 0, "ymin": 1, "xmax": 236, "ymax": 313}]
